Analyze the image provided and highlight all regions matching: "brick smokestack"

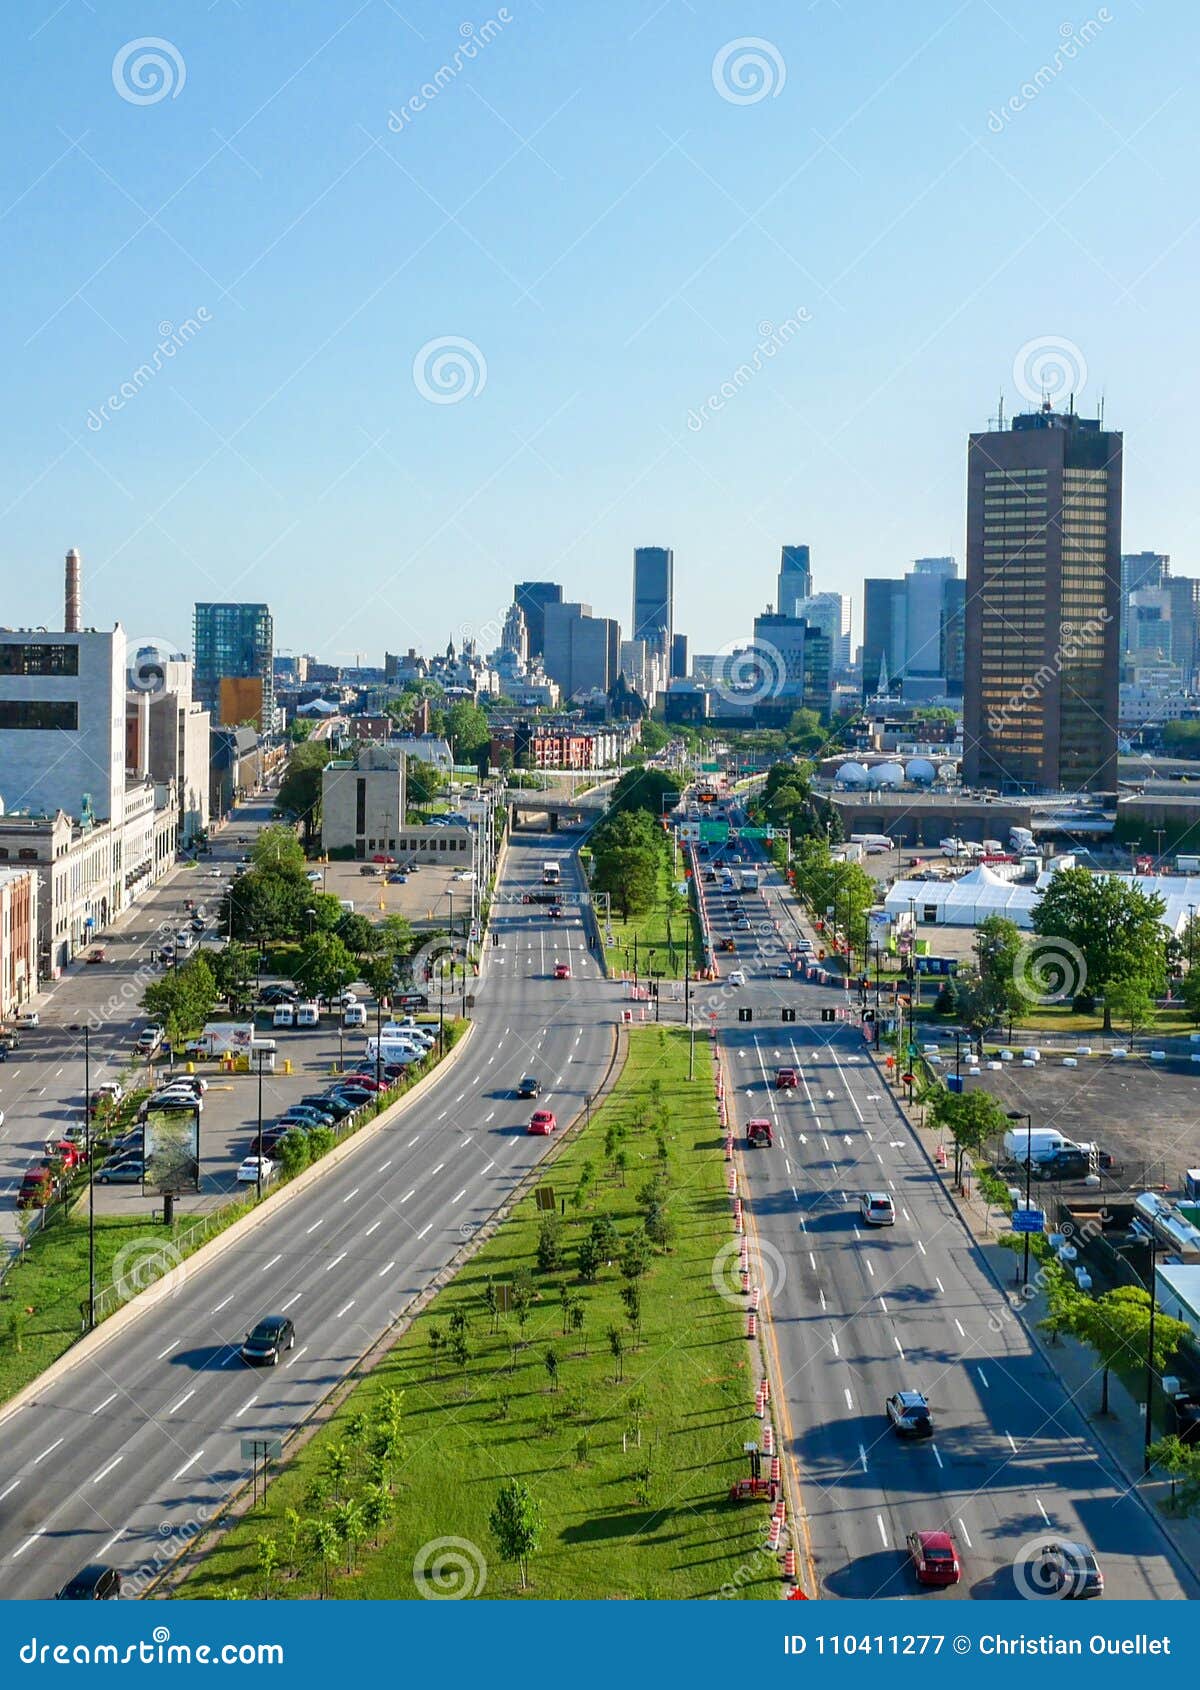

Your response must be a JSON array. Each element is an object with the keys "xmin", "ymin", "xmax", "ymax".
[{"xmin": 64, "ymin": 547, "xmax": 81, "ymax": 633}]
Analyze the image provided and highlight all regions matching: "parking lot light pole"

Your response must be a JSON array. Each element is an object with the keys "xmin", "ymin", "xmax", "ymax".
[
  {"xmin": 1007, "ymin": 1109, "xmax": 1034, "ymax": 1286},
  {"xmin": 256, "ymin": 1048, "xmax": 265, "ymax": 1201}
]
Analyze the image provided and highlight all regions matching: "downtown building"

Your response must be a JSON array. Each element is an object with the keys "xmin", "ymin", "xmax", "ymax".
[
  {"xmin": 962, "ymin": 403, "xmax": 1122, "ymax": 795},
  {"xmin": 862, "ymin": 557, "xmax": 964, "ymax": 701},
  {"xmin": 632, "ymin": 547, "xmax": 673, "ymax": 660},
  {"xmin": 193, "ymin": 602, "xmax": 275, "ymax": 730}
]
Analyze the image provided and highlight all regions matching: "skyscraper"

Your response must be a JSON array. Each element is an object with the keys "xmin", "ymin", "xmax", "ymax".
[
  {"xmin": 513, "ymin": 582, "xmax": 562, "ymax": 661},
  {"xmin": 543, "ymin": 603, "xmax": 620, "ymax": 699},
  {"xmin": 861, "ymin": 560, "xmax": 961, "ymax": 700},
  {"xmin": 501, "ymin": 602, "xmax": 529, "ymax": 666},
  {"xmin": 670, "ymin": 632, "xmax": 689, "ymax": 679},
  {"xmin": 193, "ymin": 603, "xmax": 274, "ymax": 729},
  {"xmin": 632, "ymin": 547, "xmax": 673, "ymax": 658},
  {"xmin": 794, "ymin": 593, "xmax": 851, "ymax": 673},
  {"xmin": 751, "ymin": 612, "xmax": 832, "ymax": 722},
  {"xmin": 962, "ymin": 403, "xmax": 1121, "ymax": 794},
  {"xmin": 777, "ymin": 545, "xmax": 813, "ymax": 617}
]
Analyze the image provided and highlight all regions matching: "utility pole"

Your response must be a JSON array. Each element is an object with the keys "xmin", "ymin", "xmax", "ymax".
[
  {"xmin": 1144, "ymin": 1229, "xmax": 1158, "ymax": 1473},
  {"xmin": 256, "ymin": 1047, "xmax": 265, "ymax": 1200}
]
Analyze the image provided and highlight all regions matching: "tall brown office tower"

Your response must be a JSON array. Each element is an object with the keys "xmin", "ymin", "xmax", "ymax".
[{"xmin": 962, "ymin": 402, "xmax": 1121, "ymax": 794}]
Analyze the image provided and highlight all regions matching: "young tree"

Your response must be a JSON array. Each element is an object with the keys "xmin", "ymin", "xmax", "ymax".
[
  {"xmin": 620, "ymin": 1279, "xmax": 643, "ymax": 1343},
  {"xmin": 1032, "ymin": 869, "xmax": 1166, "ymax": 1029},
  {"xmin": 488, "ymin": 1479, "xmax": 544, "ymax": 1591},
  {"xmin": 607, "ymin": 1323, "xmax": 625, "ymax": 1382},
  {"xmin": 360, "ymin": 1482, "xmax": 394, "ymax": 1546},
  {"xmin": 252, "ymin": 824, "xmax": 306, "ymax": 874},
  {"xmin": 322, "ymin": 1442, "xmax": 351, "ymax": 1501},
  {"xmin": 273, "ymin": 1127, "xmax": 312, "ymax": 1180},
  {"xmin": 305, "ymin": 1518, "xmax": 339, "ymax": 1598},
  {"xmin": 927, "ymin": 1088, "xmax": 1010, "ymax": 1183},
  {"xmin": 543, "ymin": 1346, "xmax": 560, "ymax": 1392},
  {"xmin": 1066, "ymin": 1286, "xmax": 1189, "ymax": 1415},
  {"xmin": 1104, "ymin": 976, "xmax": 1158, "ymax": 1049},
  {"xmin": 256, "ymin": 1535, "xmax": 280, "ymax": 1599},
  {"xmin": 536, "ymin": 1215, "xmax": 564, "ymax": 1274}
]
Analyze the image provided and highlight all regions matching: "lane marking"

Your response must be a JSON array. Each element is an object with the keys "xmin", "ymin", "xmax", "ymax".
[
  {"xmin": 34, "ymin": 1439, "xmax": 63, "ymax": 1465},
  {"xmin": 336, "ymin": 1300, "xmax": 356, "ymax": 1318},
  {"xmin": 280, "ymin": 1292, "xmax": 301, "ymax": 1311},
  {"xmin": 451, "ymin": 1188, "xmax": 466, "ymax": 1204},
  {"xmin": 865, "ymin": 1259, "xmax": 874, "ymax": 1277},
  {"xmin": 1006, "ymin": 1432, "xmax": 1018, "ymax": 1454},
  {"xmin": 169, "ymin": 1390, "xmax": 195, "ymax": 1415},
  {"xmin": 858, "ymin": 1445, "xmax": 867, "ymax": 1473},
  {"xmin": 93, "ymin": 1456, "xmax": 123, "ymax": 1485},
  {"xmin": 416, "ymin": 1223, "xmax": 432, "ymax": 1240},
  {"xmin": 978, "ymin": 1368, "xmax": 990, "ymax": 1388},
  {"xmin": 261, "ymin": 1254, "xmax": 281, "ymax": 1272},
  {"xmin": 212, "ymin": 1294, "xmax": 234, "ymax": 1314},
  {"xmin": 917, "ymin": 1240, "xmax": 927, "ymax": 1256},
  {"xmin": 429, "ymin": 1162, "xmax": 445, "ymax": 1177},
  {"xmin": 893, "ymin": 1334, "xmax": 904, "ymax": 1356},
  {"xmin": 342, "ymin": 1188, "xmax": 359, "ymax": 1204},
  {"xmin": 400, "ymin": 1189, "xmax": 416, "ymax": 1204},
  {"xmin": 325, "ymin": 1253, "xmax": 346, "ymax": 1272},
  {"xmin": 1036, "ymin": 1495, "xmax": 1050, "ymax": 1524},
  {"xmin": 0, "ymin": 1480, "xmax": 19, "ymax": 1502},
  {"xmin": 91, "ymin": 1392, "xmax": 117, "ymax": 1416},
  {"xmin": 377, "ymin": 1160, "xmax": 392, "ymax": 1172},
  {"xmin": 13, "ymin": 1531, "xmax": 43, "ymax": 1557},
  {"xmin": 234, "ymin": 1395, "xmax": 260, "ymax": 1418},
  {"xmin": 156, "ymin": 1339, "xmax": 180, "ymax": 1359},
  {"xmin": 364, "ymin": 1220, "xmax": 382, "ymax": 1237},
  {"xmin": 306, "ymin": 1219, "xmax": 324, "ymax": 1234},
  {"xmin": 935, "ymin": 1277, "xmax": 945, "ymax": 1294},
  {"xmin": 172, "ymin": 1451, "xmax": 203, "ymax": 1480},
  {"xmin": 932, "ymin": 1445, "xmax": 943, "ymax": 1470},
  {"xmin": 843, "ymin": 1387, "xmax": 853, "ymax": 1410},
  {"xmin": 830, "ymin": 1333, "xmax": 840, "ymax": 1357},
  {"xmin": 956, "ymin": 1517, "xmax": 973, "ymax": 1549},
  {"xmin": 954, "ymin": 1318, "xmax": 965, "ymax": 1338},
  {"xmin": 285, "ymin": 1345, "xmax": 307, "ymax": 1369},
  {"xmin": 377, "ymin": 1261, "xmax": 395, "ymax": 1277},
  {"xmin": 876, "ymin": 1514, "xmax": 888, "ymax": 1547}
]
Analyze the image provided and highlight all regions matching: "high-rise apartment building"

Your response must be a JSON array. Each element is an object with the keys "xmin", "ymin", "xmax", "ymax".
[
  {"xmin": 513, "ymin": 582, "xmax": 562, "ymax": 661},
  {"xmin": 776, "ymin": 545, "xmax": 813, "ymax": 617},
  {"xmin": 632, "ymin": 547, "xmax": 673, "ymax": 658},
  {"xmin": 963, "ymin": 403, "xmax": 1121, "ymax": 794},
  {"xmin": 193, "ymin": 603, "xmax": 274, "ymax": 729},
  {"xmin": 670, "ymin": 632, "xmax": 689, "ymax": 679}
]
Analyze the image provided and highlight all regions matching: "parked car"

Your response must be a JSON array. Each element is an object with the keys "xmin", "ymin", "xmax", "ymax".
[
  {"xmin": 906, "ymin": 1531, "xmax": 961, "ymax": 1586},
  {"xmin": 528, "ymin": 1109, "xmax": 557, "ymax": 1136},
  {"xmin": 86, "ymin": 947, "xmax": 106, "ymax": 964},
  {"xmin": 330, "ymin": 1085, "xmax": 374, "ymax": 1108},
  {"xmin": 240, "ymin": 1315, "xmax": 295, "ymax": 1365},
  {"xmin": 56, "ymin": 1564, "xmax": 121, "ymax": 1600},
  {"xmin": 259, "ymin": 984, "xmax": 298, "ymax": 1006},
  {"xmin": 95, "ymin": 1159, "xmax": 146, "ymax": 1185},
  {"xmin": 339, "ymin": 1073, "xmax": 387, "ymax": 1092},
  {"xmin": 314, "ymin": 1093, "xmax": 355, "ymax": 1121},
  {"xmin": 14, "ymin": 1009, "xmax": 39, "ymax": 1028},
  {"xmin": 236, "ymin": 1156, "xmax": 276, "ymax": 1186},
  {"xmin": 17, "ymin": 1166, "xmax": 57, "ymax": 1208},
  {"xmin": 280, "ymin": 1103, "xmax": 335, "ymax": 1126},
  {"xmin": 886, "ymin": 1390, "xmax": 933, "ymax": 1438},
  {"xmin": 136, "ymin": 1024, "xmax": 164, "ymax": 1054}
]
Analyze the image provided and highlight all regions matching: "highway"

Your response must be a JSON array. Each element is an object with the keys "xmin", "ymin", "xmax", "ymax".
[
  {"xmin": 0, "ymin": 826, "xmax": 616, "ymax": 1598},
  {"xmin": 710, "ymin": 835, "xmax": 1198, "ymax": 1601}
]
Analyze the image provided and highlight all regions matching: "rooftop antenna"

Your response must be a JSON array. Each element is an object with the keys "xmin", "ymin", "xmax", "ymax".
[
  {"xmin": 1098, "ymin": 392, "xmax": 1105, "ymax": 428},
  {"xmin": 996, "ymin": 392, "xmax": 1005, "ymax": 431}
]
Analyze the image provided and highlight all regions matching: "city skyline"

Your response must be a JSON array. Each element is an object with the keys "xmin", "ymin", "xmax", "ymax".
[{"xmin": 2, "ymin": 2, "xmax": 1195, "ymax": 655}]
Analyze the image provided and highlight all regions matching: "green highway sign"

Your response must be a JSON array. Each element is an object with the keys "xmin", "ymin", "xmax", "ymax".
[{"xmin": 699, "ymin": 822, "xmax": 732, "ymax": 840}]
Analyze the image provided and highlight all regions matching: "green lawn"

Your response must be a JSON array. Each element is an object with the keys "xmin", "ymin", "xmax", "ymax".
[
  {"xmin": 177, "ymin": 1027, "xmax": 775, "ymax": 1601},
  {"xmin": 0, "ymin": 1028, "xmax": 464, "ymax": 1408},
  {"xmin": 598, "ymin": 854, "xmax": 701, "ymax": 982}
]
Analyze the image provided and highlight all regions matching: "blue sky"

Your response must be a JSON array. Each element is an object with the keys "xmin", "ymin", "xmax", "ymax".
[{"xmin": 3, "ymin": 0, "xmax": 1196, "ymax": 661}]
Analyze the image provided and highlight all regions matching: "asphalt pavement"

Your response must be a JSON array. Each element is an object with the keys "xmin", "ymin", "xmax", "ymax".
[
  {"xmin": 0, "ymin": 824, "xmax": 617, "ymax": 1598},
  {"xmin": 710, "ymin": 841, "xmax": 1199, "ymax": 1602}
]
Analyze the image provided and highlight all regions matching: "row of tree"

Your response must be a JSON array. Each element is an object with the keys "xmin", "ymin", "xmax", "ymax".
[{"xmin": 588, "ymin": 768, "xmax": 683, "ymax": 920}]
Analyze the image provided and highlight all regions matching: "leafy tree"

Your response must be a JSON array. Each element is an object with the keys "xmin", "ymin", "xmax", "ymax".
[
  {"xmin": 305, "ymin": 1518, "xmax": 339, "ymax": 1598},
  {"xmin": 307, "ymin": 1125, "xmax": 336, "ymax": 1158},
  {"xmin": 1105, "ymin": 976, "xmax": 1158, "ymax": 1048},
  {"xmin": 1147, "ymin": 1434, "xmax": 1200, "ymax": 1513},
  {"xmin": 256, "ymin": 1535, "xmax": 280, "ymax": 1599},
  {"xmin": 335, "ymin": 913, "xmax": 376, "ymax": 956},
  {"xmin": 322, "ymin": 1442, "xmax": 351, "ymax": 1501},
  {"xmin": 590, "ymin": 809, "xmax": 662, "ymax": 918},
  {"xmin": 488, "ymin": 1479, "xmax": 544, "ymax": 1591},
  {"xmin": 275, "ymin": 742, "xmax": 333, "ymax": 845},
  {"xmin": 330, "ymin": 1499, "xmax": 365, "ymax": 1573},
  {"xmin": 927, "ymin": 1088, "xmax": 1009, "ymax": 1183},
  {"xmin": 620, "ymin": 1279, "xmax": 643, "ymax": 1341},
  {"xmin": 294, "ymin": 933, "xmax": 357, "ymax": 1001},
  {"xmin": 1181, "ymin": 966, "xmax": 1200, "ymax": 1027},
  {"xmin": 376, "ymin": 914, "xmax": 416, "ymax": 959},
  {"xmin": 1062, "ymin": 1286, "xmax": 1189, "ymax": 1415},
  {"xmin": 142, "ymin": 953, "xmax": 218, "ymax": 1043},
  {"xmin": 252, "ymin": 824, "xmax": 305, "ymax": 874},
  {"xmin": 576, "ymin": 1235, "xmax": 602, "ymax": 1283},
  {"xmin": 607, "ymin": 1323, "xmax": 625, "ymax": 1382},
  {"xmin": 621, "ymin": 1229, "xmax": 651, "ymax": 1282},
  {"xmin": 607, "ymin": 767, "xmax": 681, "ymax": 818},
  {"xmin": 273, "ymin": 1127, "xmax": 312, "ymax": 1180},
  {"xmin": 210, "ymin": 941, "xmax": 257, "ymax": 1010},
  {"xmin": 405, "ymin": 759, "xmax": 444, "ymax": 806},
  {"xmin": 446, "ymin": 699, "xmax": 491, "ymax": 761},
  {"xmin": 1032, "ymin": 869, "xmax": 1167, "ymax": 1031},
  {"xmin": 361, "ymin": 1482, "xmax": 394, "ymax": 1545},
  {"xmin": 785, "ymin": 707, "xmax": 827, "ymax": 755},
  {"xmin": 543, "ymin": 1346, "xmax": 560, "ymax": 1391},
  {"xmin": 590, "ymin": 1213, "xmax": 619, "ymax": 1262},
  {"xmin": 644, "ymin": 1201, "xmax": 672, "ymax": 1249},
  {"xmin": 535, "ymin": 1215, "xmax": 564, "ymax": 1274}
]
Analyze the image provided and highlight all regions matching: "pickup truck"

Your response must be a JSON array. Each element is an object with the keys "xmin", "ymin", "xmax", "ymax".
[{"xmin": 746, "ymin": 1119, "xmax": 773, "ymax": 1149}]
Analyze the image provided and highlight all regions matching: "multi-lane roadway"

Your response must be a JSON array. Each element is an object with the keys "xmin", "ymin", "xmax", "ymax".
[
  {"xmin": 0, "ymin": 824, "xmax": 615, "ymax": 1597},
  {"xmin": 711, "ymin": 835, "xmax": 1197, "ymax": 1600}
]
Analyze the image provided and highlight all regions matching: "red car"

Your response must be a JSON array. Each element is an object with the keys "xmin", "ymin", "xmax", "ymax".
[
  {"xmin": 338, "ymin": 1073, "xmax": 388, "ymax": 1093},
  {"xmin": 906, "ymin": 1530, "xmax": 961, "ymax": 1587},
  {"xmin": 775, "ymin": 1067, "xmax": 798, "ymax": 1090},
  {"xmin": 553, "ymin": 962, "xmax": 571, "ymax": 980},
  {"xmin": 527, "ymin": 1110, "xmax": 557, "ymax": 1136},
  {"xmin": 747, "ymin": 1118, "xmax": 773, "ymax": 1148},
  {"xmin": 86, "ymin": 947, "xmax": 106, "ymax": 964}
]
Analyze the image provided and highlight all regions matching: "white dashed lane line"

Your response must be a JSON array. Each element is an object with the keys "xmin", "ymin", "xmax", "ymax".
[
  {"xmin": 92, "ymin": 1456, "xmax": 123, "ymax": 1486},
  {"xmin": 168, "ymin": 1390, "xmax": 195, "ymax": 1416},
  {"xmin": 91, "ymin": 1392, "xmax": 117, "ymax": 1416}
]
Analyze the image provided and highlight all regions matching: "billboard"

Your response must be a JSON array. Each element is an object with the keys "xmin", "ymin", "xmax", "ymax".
[{"xmin": 143, "ymin": 1106, "xmax": 201, "ymax": 1194}]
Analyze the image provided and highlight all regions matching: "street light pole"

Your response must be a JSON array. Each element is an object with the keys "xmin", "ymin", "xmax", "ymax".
[
  {"xmin": 1144, "ymin": 1229, "xmax": 1158, "ymax": 1473},
  {"xmin": 1007, "ymin": 1109, "xmax": 1034, "ymax": 1286},
  {"xmin": 256, "ymin": 1048, "xmax": 264, "ymax": 1201}
]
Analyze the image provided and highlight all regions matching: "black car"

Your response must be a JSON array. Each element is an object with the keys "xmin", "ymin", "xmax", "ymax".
[
  {"xmin": 56, "ymin": 1563, "xmax": 121, "ymax": 1600},
  {"xmin": 313, "ymin": 1093, "xmax": 355, "ymax": 1121},
  {"xmin": 240, "ymin": 1314, "xmax": 296, "ymax": 1366},
  {"xmin": 885, "ymin": 1390, "xmax": 934, "ymax": 1438},
  {"xmin": 259, "ymin": 984, "xmax": 299, "ymax": 1006},
  {"xmin": 395, "ymin": 990, "xmax": 429, "ymax": 1009},
  {"xmin": 517, "ymin": 1075, "xmax": 541, "ymax": 1098},
  {"xmin": 330, "ymin": 1085, "xmax": 374, "ymax": 1107},
  {"xmin": 1035, "ymin": 1540, "xmax": 1104, "ymax": 1598},
  {"xmin": 296, "ymin": 1098, "xmax": 339, "ymax": 1124}
]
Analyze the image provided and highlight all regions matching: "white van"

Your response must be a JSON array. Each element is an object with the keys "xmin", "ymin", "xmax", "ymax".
[
  {"xmin": 343, "ymin": 1003, "xmax": 367, "ymax": 1028},
  {"xmin": 250, "ymin": 1039, "xmax": 277, "ymax": 1073},
  {"xmin": 296, "ymin": 1001, "xmax": 320, "ymax": 1028},
  {"xmin": 272, "ymin": 1003, "xmax": 296, "ymax": 1029},
  {"xmin": 1003, "ymin": 1127, "xmax": 1073, "ymax": 1165}
]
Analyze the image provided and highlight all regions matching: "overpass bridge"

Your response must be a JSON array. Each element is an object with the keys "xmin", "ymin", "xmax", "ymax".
[{"xmin": 502, "ymin": 780, "xmax": 613, "ymax": 831}]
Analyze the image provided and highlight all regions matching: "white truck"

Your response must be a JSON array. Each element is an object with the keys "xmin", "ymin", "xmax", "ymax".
[
  {"xmin": 1009, "ymin": 826, "xmax": 1035, "ymax": 854},
  {"xmin": 184, "ymin": 1021, "xmax": 255, "ymax": 1060},
  {"xmin": 1002, "ymin": 1126, "xmax": 1076, "ymax": 1166},
  {"xmin": 366, "ymin": 1035, "xmax": 424, "ymax": 1067}
]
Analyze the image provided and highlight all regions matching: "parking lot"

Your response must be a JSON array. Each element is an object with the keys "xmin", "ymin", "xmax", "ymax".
[
  {"xmin": 304, "ymin": 856, "xmax": 474, "ymax": 929},
  {"xmin": 955, "ymin": 1046, "xmax": 1200, "ymax": 1190}
]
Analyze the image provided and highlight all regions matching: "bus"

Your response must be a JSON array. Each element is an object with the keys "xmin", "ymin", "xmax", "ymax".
[{"xmin": 542, "ymin": 860, "xmax": 561, "ymax": 886}]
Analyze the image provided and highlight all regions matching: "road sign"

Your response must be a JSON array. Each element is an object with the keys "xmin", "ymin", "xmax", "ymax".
[
  {"xmin": 1012, "ymin": 1209, "xmax": 1045, "ymax": 1234},
  {"xmin": 535, "ymin": 1186, "xmax": 556, "ymax": 1213},
  {"xmin": 743, "ymin": 1441, "xmax": 759, "ymax": 1454},
  {"xmin": 781, "ymin": 1008, "xmax": 796, "ymax": 1023},
  {"xmin": 737, "ymin": 1007, "xmax": 753, "ymax": 1023},
  {"xmin": 820, "ymin": 1008, "xmax": 835, "ymax": 1023},
  {"xmin": 241, "ymin": 1436, "xmax": 282, "ymax": 1462}
]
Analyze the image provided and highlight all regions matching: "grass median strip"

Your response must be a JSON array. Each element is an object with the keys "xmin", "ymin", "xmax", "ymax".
[{"xmin": 177, "ymin": 1026, "xmax": 774, "ymax": 1601}]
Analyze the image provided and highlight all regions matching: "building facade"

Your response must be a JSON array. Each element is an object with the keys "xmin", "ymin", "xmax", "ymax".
[
  {"xmin": 193, "ymin": 603, "xmax": 275, "ymax": 729},
  {"xmin": 321, "ymin": 743, "xmax": 407, "ymax": 858},
  {"xmin": 513, "ymin": 582, "xmax": 563, "ymax": 661},
  {"xmin": 0, "ymin": 866, "xmax": 37, "ymax": 1016},
  {"xmin": 632, "ymin": 546, "xmax": 673, "ymax": 659},
  {"xmin": 0, "ymin": 627, "xmax": 127, "ymax": 824},
  {"xmin": 776, "ymin": 545, "xmax": 813, "ymax": 617},
  {"xmin": 543, "ymin": 602, "xmax": 620, "ymax": 700},
  {"xmin": 963, "ymin": 403, "xmax": 1122, "ymax": 794}
]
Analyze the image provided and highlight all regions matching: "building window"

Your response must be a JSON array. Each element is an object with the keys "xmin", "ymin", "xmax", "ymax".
[
  {"xmin": 0, "ymin": 700, "xmax": 79, "ymax": 730},
  {"xmin": 355, "ymin": 777, "xmax": 366, "ymax": 836},
  {"xmin": 0, "ymin": 643, "xmax": 79, "ymax": 676}
]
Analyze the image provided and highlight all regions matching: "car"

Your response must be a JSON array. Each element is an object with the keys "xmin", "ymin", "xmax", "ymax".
[
  {"xmin": 775, "ymin": 1067, "xmax": 798, "ymax": 1090},
  {"xmin": 95, "ymin": 1159, "xmax": 145, "ymax": 1184},
  {"xmin": 240, "ymin": 1314, "xmax": 295, "ymax": 1365},
  {"xmin": 387, "ymin": 872, "xmax": 408, "ymax": 884},
  {"xmin": 136, "ymin": 1024, "xmax": 164, "ymax": 1053},
  {"xmin": 359, "ymin": 864, "xmax": 379, "ymax": 876},
  {"xmin": 306, "ymin": 870, "xmax": 324, "ymax": 883},
  {"xmin": 236, "ymin": 1156, "xmax": 276, "ymax": 1186},
  {"xmin": 86, "ymin": 947, "xmax": 106, "ymax": 964},
  {"xmin": 1033, "ymin": 1540, "xmax": 1104, "ymax": 1598},
  {"xmin": 14, "ymin": 1009, "xmax": 39, "ymax": 1028},
  {"xmin": 553, "ymin": 962, "xmax": 571, "ymax": 980},
  {"xmin": 56, "ymin": 1563, "xmax": 122, "ymax": 1600},
  {"xmin": 796, "ymin": 939, "xmax": 814, "ymax": 954},
  {"xmin": 17, "ymin": 1167, "xmax": 57, "ymax": 1208},
  {"xmin": 160, "ymin": 1073, "xmax": 207, "ymax": 1096},
  {"xmin": 718, "ymin": 938, "xmax": 737, "ymax": 954},
  {"xmin": 302, "ymin": 1093, "xmax": 346, "ymax": 1118},
  {"xmin": 727, "ymin": 970, "xmax": 746, "ymax": 987},
  {"xmin": 259, "ymin": 984, "xmax": 299, "ymax": 1006},
  {"xmin": 528, "ymin": 1109, "xmax": 557, "ymax": 1135},
  {"xmin": 189, "ymin": 915, "xmax": 205, "ymax": 932},
  {"xmin": 906, "ymin": 1530, "xmax": 961, "ymax": 1586},
  {"xmin": 517, "ymin": 1075, "xmax": 541, "ymax": 1098},
  {"xmin": 89, "ymin": 1081, "xmax": 125, "ymax": 1116},
  {"xmin": 886, "ymin": 1390, "xmax": 933, "ymax": 1438},
  {"xmin": 775, "ymin": 963, "xmax": 792, "ymax": 979},
  {"xmin": 339, "ymin": 1073, "xmax": 388, "ymax": 1092},
  {"xmin": 396, "ymin": 990, "xmax": 429, "ymax": 1009},
  {"xmin": 0, "ymin": 1029, "xmax": 20, "ymax": 1051},
  {"xmin": 747, "ymin": 1118, "xmax": 773, "ymax": 1148},
  {"xmin": 146, "ymin": 1091, "xmax": 203, "ymax": 1113},
  {"xmin": 548, "ymin": 904, "xmax": 564, "ymax": 919},
  {"xmin": 280, "ymin": 1103, "xmax": 336, "ymax": 1125},
  {"xmin": 736, "ymin": 917, "xmax": 751, "ymax": 932},
  {"xmin": 859, "ymin": 1192, "xmax": 895, "ymax": 1226},
  {"xmin": 330, "ymin": 1085, "xmax": 374, "ymax": 1107}
]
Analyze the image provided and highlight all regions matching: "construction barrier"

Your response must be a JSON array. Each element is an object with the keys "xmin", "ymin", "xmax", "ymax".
[
  {"xmin": 740, "ymin": 1268, "xmax": 750, "ymax": 1294},
  {"xmin": 750, "ymin": 1286, "xmax": 761, "ymax": 1312},
  {"xmin": 770, "ymin": 1455, "xmax": 781, "ymax": 1486},
  {"xmin": 747, "ymin": 1310, "xmax": 757, "ymax": 1338},
  {"xmin": 762, "ymin": 1421, "xmax": 773, "ymax": 1454},
  {"xmin": 783, "ymin": 1548, "xmax": 796, "ymax": 1582}
]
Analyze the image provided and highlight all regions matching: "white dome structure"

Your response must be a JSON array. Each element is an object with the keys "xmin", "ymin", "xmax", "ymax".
[
  {"xmin": 836, "ymin": 761, "xmax": 870, "ymax": 789},
  {"xmin": 866, "ymin": 761, "xmax": 905, "ymax": 790},
  {"xmin": 906, "ymin": 757, "xmax": 936, "ymax": 785}
]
